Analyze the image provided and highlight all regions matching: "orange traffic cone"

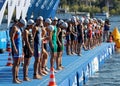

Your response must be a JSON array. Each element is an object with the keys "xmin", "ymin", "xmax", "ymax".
[
  {"xmin": 6, "ymin": 41, "xmax": 11, "ymax": 52},
  {"xmin": 48, "ymin": 67, "xmax": 57, "ymax": 86},
  {"xmin": 6, "ymin": 52, "xmax": 13, "ymax": 66}
]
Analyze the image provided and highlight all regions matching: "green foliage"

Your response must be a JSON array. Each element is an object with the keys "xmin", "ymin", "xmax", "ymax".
[
  {"xmin": 76, "ymin": 5, "xmax": 100, "ymax": 15},
  {"xmin": 60, "ymin": 0, "xmax": 120, "ymax": 15},
  {"xmin": 69, "ymin": 5, "xmax": 79, "ymax": 12},
  {"xmin": 91, "ymin": 6, "xmax": 101, "ymax": 13},
  {"xmin": 116, "ymin": 7, "xmax": 120, "ymax": 15},
  {"xmin": 110, "ymin": 9, "xmax": 116, "ymax": 15},
  {"xmin": 102, "ymin": 6, "xmax": 108, "ymax": 12}
]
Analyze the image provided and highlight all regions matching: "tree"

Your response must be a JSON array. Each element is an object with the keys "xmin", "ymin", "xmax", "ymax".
[
  {"xmin": 110, "ymin": 9, "xmax": 116, "ymax": 15},
  {"xmin": 60, "ymin": 0, "xmax": 120, "ymax": 15},
  {"xmin": 70, "ymin": 5, "xmax": 79, "ymax": 12},
  {"xmin": 102, "ymin": 6, "xmax": 108, "ymax": 12}
]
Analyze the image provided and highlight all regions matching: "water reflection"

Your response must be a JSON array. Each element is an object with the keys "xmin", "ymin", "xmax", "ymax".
[{"xmin": 85, "ymin": 49, "xmax": 120, "ymax": 86}]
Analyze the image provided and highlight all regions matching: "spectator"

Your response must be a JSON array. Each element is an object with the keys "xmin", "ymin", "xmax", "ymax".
[{"xmin": 103, "ymin": 19, "xmax": 110, "ymax": 42}]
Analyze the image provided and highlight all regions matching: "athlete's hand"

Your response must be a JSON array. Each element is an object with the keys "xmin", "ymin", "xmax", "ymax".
[
  {"xmin": 51, "ymin": 45, "xmax": 54, "ymax": 49},
  {"xmin": 30, "ymin": 50, "xmax": 34, "ymax": 56},
  {"xmin": 59, "ymin": 43, "xmax": 62, "ymax": 47},
  {"xmin": 14, "ymin": 48, "xmax": 18, "ymax": 54}
]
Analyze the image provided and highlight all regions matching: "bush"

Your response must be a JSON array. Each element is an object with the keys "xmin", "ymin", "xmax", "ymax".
[
  {"xmin": 102, "ymin": 6, "xmax": 108, "ymax": 12},
  {"xmin": 69, "ymin": 5, "xmax": 79, "ymax": 12},
  {"xmin": 91, "ymin": 6, "xmax": 101, "ymax": 13},
  {"xmin": 110, "ymin": 9, "xmax": 116, "ymax": 15},
  {"xmin": 116, "ymin": 8, "xmax": 120, "ymax": 15}
]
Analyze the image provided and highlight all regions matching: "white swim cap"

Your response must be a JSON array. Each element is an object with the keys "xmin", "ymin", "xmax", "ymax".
[
  {"xmin": 45, "ymin": 18, "xmax": 52, "ymax": 24},
  {"xmin": 37, "ymin": 16, "xmax": 43, "ymax": 20},
  {"xmin": 20, "ymin": 19, "xmax": 27, "ymax": 26},
  {"xmin": 48, "ymin": 25, "xmax": 54, "ymax": 31},
  {"xmin": 27, "ymin": 19, "xmax": 34, "ymax": 25},
  {"xmin": 58, "ymin": 19, "xmax": 64, "ymax": 25},
  {"xmin": 61, "ymin": 22, "xmax": 68, "ymax": 28}
]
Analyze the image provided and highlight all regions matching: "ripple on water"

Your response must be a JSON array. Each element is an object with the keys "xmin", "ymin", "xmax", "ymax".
[{"xmin": 85, "ymin": 52, "xmax": 120, "ymax": 86}]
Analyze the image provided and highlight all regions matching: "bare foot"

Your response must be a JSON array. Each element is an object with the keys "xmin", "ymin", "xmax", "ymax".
[
  {"xmin": 41, "ymin": 69, "xmax": 48, "ymax": 75},
  {"xmin": 33, "ymin": 75, "xmax": 42, "ymax": 79},
  {"xmin": 39, "ymin": 71, "xmax": 46, "ymax": 76},
  {"xmin": 23, "ymin": 77, "xmax": 31, "ymax": 81},
  {"xmin": 16, "ymin": 78, "xmax": 22, "ymax": 82},
  {"xmin": 60, "ymin": 66, "xmax": 64, "ymax": 69},
  {"xmin": 56, "ymin": 67, "xmax": 62, "ymax": 70},
  {"xmin": 13, "ymin": 80, "xmax": 21, "ymax": 84}
]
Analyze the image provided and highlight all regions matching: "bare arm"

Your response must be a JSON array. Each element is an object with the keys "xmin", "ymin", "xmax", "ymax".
[
  {"xmin": 57, "ymin": 28, "xmax": 62, "ymax": 46},
  {"xmin": 71, "ymin": 31, "xmax": 77, "ymax": 36},
  {"xmin": 24, "ymin": 30, "xmax": 33, "ymax": 54},
  {"xmin": 71, "ymin": 26, "xmax": 77, "ymax": 36},
  {"xmin": 32, "ymin": 26, "xmax": 37, "ymax": 39},
  {"xmin": 41, "ymin": 27, "xmax": 49, "ymax": 41},
  {"xmin": 81, "ymin": 24, "xmax": 84, "ymax": 41},
  {"xmin": 49, "ymin": 30, "xmax": 54, "ymax": 49},
  {"xmin": 11, "ymin": 26, "xmax": 18, "ymax": 54}
]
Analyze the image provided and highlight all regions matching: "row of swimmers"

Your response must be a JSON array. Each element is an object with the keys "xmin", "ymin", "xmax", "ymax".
[{"xmin": 9, "ymin": 16, "xmax": 110, "ymax": 84}]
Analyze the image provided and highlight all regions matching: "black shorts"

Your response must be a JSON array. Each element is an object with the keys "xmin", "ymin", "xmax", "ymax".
[
  {"xmin": 11, "ymin": 46, "xmax": 14, "ymax": 57},
  {"xmin": 44, "ymin": 44, "xmax": 47, "ymax": 50},
  {"xmin": 66, "ymin": 35, "xmax": 70, "ymax": 41},
  {"xmin": 78, "ymin": 36, "xmax": 83, "ymax": 43},
  {"xmin": 23, "ymin": 46, "xmax": 32, "ymax": 58},
  {"xmin": 57, "ymin": 44, "xmax": 63, "ymax": 52},
  {"xmin": 71, "ymin": 34, "xmax": 75, "ymax": 41}
]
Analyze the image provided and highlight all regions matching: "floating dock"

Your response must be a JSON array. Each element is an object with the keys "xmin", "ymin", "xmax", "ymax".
[{"xmin": 0, "ymin": 43, "xmax": 115, "ymax": 86}]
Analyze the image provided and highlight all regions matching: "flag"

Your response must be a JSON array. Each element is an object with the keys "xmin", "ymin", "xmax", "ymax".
[
  {"xmin": 46, "ymin": 0, "xmax": 54, "ymax": 10},
  {"xmin": 8, "ymin": 0, "xmax": 16, "ymax": 27},
  {"xmin": 0, "ymin": 0, "xmax": 8, "ymax": 25},
  {"xmin": 22, "ymin": 0, "xmax": 30, "ymax": 19},
  {"xmin": 33, "ymin": 0, "xmax": 44, "ymax": 19},
  {"xmin": 49, "ymin": 0, "xmax": 60, "ymax": 18},
  {"xmin": 16, "ymin": 0, "xmax": 25, "ymax": 20}
]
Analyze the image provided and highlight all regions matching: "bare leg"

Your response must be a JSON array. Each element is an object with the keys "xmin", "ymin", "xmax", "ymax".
[
  {"xmin": 56, "ymin": 52, "xmax": 61, "ymax": 70},
  {"xmin": 50, "ymin": 52, "xmax": 57, "ymax": 68},
  {"xmin": 23, "ymin": 57, "xmax": 31, "ymax": 81},
  {"xmin": 77, "ymin": 43, "xmax": 82, "ymax": 56},
  {"xmin": 59, "ymin": 51, "xmax": 64, "ymax": 69},
  {"xmin": 71, "ymin": 41, "xmax": 75, "ymax": 54},
  {"xmin": 41, "ymin": 49, "xmax": 48, "ymax": 75},
  {"xmin": 12, "ymin": 58, "xmax": 21, "ymax": 84},
  {"xmin": 75, "ymin": 40, "xmax": 78, "ymax": 54},
  {"xmin": 66, "ymin": 41, "xmax": 71, "ymax": 55},
  {"xmin": 33, "ymin": 57, "xmax": 42, "ymax": 79}
]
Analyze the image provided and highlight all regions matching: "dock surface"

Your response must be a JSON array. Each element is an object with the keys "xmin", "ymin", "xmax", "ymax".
[{"xmin": 0, "ymin": 43, "xmax": 114, "ymax": 86}]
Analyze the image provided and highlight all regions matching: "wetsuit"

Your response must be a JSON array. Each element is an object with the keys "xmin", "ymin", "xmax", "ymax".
[
  {"xmin": 74, "ymin": 25, "xmax": 78, "ymax": 41},
  {"xmin": 23, "ymin": 29, "xmax": 33, "ymax": 58},
  {"xmin": 12, "ymin": 26, "xmax": 23, "ymax": 58},
  {"xmin": 77, "ymin": 24, "xmax": 83, "ymax": 43},
  {"xmin": 57, "ymin": 28, "xmax": 64, "ymax": 52},
  {"xmin": 51, "ymin": 26, "xmax": 58, "ymax": 52},
  {"xmin": 88, "ymin": 24, "xmax": 93, "ymax": 39},
  {"xmin": 84, "ymin": 28, "xmax": 88, "ymax": 41},
  {"xmin": 66, "ymin": 26, "xmax": 71, "ymax": 42},
  {"xmin": 34, "ymin": 27, "xmax": 42, "ymax": 57},
  {"xmin": 70, "ymin": 26, "xmax": 76, "ymax": 41}
]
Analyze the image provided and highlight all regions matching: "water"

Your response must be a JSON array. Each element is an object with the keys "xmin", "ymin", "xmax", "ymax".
[
  {"xmin": 85, "ymin": 16, "xmax": 120, "ymax": 86},
  {"xmin": 85, "ymin": 51, "xmax": 120, "ymax": 86},
  {"xmin": 109, "ymin": 16, "xmax": 120, "ymax": 31}
]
